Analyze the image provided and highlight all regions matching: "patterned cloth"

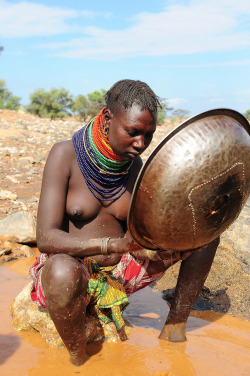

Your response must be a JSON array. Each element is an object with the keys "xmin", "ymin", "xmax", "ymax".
[
  {"xmin": 112, "ymin": 253, "xmax": 164, "ymax": 296},
  {"xmin": 84, "ymin": 258, "xmax": 128, "ymax": 329},
  {"xmin": 29, "ymin": 252, "xmax": 164, "ymax": 329}
]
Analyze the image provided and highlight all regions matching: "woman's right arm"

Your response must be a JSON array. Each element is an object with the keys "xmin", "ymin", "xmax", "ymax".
[
  {"xmin": 36, "ymin": 141, "xmax": 141, "ymax": 258},
  {"xmin": 36, "ymin": 141, "xmax": 104, "ymax": 257}
]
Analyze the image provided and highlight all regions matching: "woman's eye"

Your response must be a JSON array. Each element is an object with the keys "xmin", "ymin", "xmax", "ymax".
[{"xmin": 128, "ymin": 131, "xmax": 137, "ymax": 137}]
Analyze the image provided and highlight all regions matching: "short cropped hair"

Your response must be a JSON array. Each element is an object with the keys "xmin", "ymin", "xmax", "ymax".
[{"xmin": 104, "ymin": 79, "xmax": 161, "ymax": 116}]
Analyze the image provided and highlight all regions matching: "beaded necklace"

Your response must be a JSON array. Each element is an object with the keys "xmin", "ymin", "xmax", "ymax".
[{"xmin": 72, "ymin": 108, "xmax": 132, "ymax": 202}]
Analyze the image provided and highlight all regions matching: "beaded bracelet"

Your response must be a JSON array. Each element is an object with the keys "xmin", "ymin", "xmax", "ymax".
[{"xmin": 101, "ymin": 237, "xmax": 111, "ymax": 255}]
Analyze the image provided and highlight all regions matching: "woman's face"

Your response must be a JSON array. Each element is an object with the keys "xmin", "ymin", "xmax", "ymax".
[{"xmin": 103, "ymin": 105, "xmax": 157, "ymax": 161}]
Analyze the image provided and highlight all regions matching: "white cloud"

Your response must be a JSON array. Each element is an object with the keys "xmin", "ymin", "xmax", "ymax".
[
  {"xmin": 208, "ymin": 97, "xmax": 225, "ymax": 103},
  {"xmin": 1, "ymin": 0, "xmax": 250, "ymax": 59},
  {"xmin": 50, "ymin": 0, "xmax": 250, "ymax": 60},
  {"xmin": 235, "ymin": 89, "xmax": 250, "ymax": 95},
  {"xmin": 160, "ymin": 59, "xmax": 250, "ymax": 68},
  {"xmin": 0, "ymin": 0, "xmax": 102, "ymax": 37},
  {"xmin": 167, "ymin": 98, "xmax": 186, "ymax": 107}
]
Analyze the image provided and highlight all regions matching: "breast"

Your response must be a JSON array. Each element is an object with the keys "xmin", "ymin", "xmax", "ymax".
[
  {"xmin": 66, "ymin": 157, "xmax": 133, "ymax": 223},
  {"xmin": 66, "ymin": 186, "xmax": 102, "ymax": 221}
]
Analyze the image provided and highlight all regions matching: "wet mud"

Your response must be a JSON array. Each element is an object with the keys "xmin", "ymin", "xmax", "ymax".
[{"xmin": 0, "ymin": 256, "xmax": 250, "ymax": 376}]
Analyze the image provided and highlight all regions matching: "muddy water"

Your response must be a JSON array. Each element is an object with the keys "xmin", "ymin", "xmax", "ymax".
[{"xmin": 0, "ymin": 257, "xmax": 250, "ymax": 376}]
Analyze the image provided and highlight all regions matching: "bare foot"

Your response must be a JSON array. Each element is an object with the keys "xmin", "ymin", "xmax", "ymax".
[
  {"xmin": 159, "ymin": 322, "xmax": 187, "ymax": 342},
  {"xmin": 70, "ymin": 353, "xmax": 90, "ymax": 366},
  {"xmin": 118, "ymin": 325, "xmax": 128, "ymax": 341}
]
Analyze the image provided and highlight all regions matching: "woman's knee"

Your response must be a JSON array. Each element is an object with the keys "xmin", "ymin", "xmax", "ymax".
[{"xmin": 42, "ymin": 254, "xmax": 87, "ymax": 306}]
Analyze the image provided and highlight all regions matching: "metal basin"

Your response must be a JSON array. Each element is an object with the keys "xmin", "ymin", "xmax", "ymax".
[{"xmin": 128, "ymin": 109, "xmax": 250, "ymax": 250}]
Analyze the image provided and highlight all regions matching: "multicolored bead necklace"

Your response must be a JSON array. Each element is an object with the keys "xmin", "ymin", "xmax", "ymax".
[{"xmin": 72, "ymin": 107, "xmax": 132, "ymax": 202}]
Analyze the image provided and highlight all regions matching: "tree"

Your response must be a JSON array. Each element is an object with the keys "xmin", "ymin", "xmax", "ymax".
[
  {"xmin": 157, "ymin": 98, "xmax": 173, "ymax": 125},
  {"xmin": 157, "ymin": 108, "xmax": 167, "ymax": 125},
  {"xmin": 87, "ymin": 89, "xmax": 106, "ymax": 118},
  {"xmin": 26, "ymin": 88, "xmax": 73, "ymax": 119},
  {"xmin": 172, "ymin": 109, "xmax": 191, "ymax": 119},
  {"xmin": 71, "ymin": 89, "xmax": 106, "ymax": 121},
  {"xmin": 244, "ymin": 109, "xmax": 250, "ymax": 121},
  {"xmin": 71, "ymin": 94, "xmax": 89, "ymax": 121},
  {"xmin": 0, "ymin": 79, "xmax": 21, "ymax": 110}
]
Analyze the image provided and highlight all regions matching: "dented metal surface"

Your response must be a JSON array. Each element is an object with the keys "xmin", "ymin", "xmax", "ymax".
[{"xmin": 128, "ymin": 109, "xmax": 250, "ymax": 250}]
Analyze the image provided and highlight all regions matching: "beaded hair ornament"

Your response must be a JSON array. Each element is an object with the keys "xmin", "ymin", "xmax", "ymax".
[{"xmin": 72, "ymin": 107, "xmax": 132, "ymax": 202}]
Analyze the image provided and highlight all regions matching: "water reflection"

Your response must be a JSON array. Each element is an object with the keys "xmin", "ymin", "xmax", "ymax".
[
  {"xmin": 0, "ymin": 334, "xmax": 21, "ymax": 365},
  {"xmin": 124, "ymin": 285, "xmax": 169, "ymax": 330}
]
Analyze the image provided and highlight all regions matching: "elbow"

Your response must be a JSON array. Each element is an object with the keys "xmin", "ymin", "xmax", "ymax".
[
  {"xmin": 36, "ymin": 227, "xmax": 62, "ymax": 254},
  {"xmin": 36, "ymin": 228, "xmax": 51, "ymax": 253},
  {"xmin": 36, "ymin": 236, "xmax": 48, "ymax": 254}
]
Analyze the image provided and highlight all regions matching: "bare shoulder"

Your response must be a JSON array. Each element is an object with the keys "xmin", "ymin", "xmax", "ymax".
[
  {"xmin": 48, "ymin": 140, "xmax": 75, "ymax": 163},
  {"xmin": 44, "ymin": 140, "xmax": 75, "ymax": 176},
  {"xmin": 49, "ymin": 140, "xmax": 75, "ymax": 158}
]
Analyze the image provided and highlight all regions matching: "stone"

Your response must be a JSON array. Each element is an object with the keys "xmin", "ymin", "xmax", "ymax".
[
  {"xmin": 0, "ymin": 248, "xmax": 11, "ymax": 256},
  {"xmin": 6, "ymin": 175, "xmax": 20, "ymax": 184},
  {"xmin": 18, "ymin": 245, "xmax": 35, "ymax": 257},
  {"xmin": 0, "ymin": 211, "xmax": 36, "ymax": 243},
  {"xmin": 10, "ymin": 282, "xmax": 130, "ymax": 348},
  {"xmin": 10, "ymin": 282, "xmax": 104, "ymax": 347},
  {"xmin": 0, "ymin": 190, "xmax": 17, "ymax": 200}
]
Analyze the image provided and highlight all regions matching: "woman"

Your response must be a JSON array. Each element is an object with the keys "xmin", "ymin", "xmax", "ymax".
[{"xmin": 30, "ymin": 79, "xmax": 219, "ymax": 366}]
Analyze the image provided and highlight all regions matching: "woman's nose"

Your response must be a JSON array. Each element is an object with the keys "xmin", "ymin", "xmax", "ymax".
[{"xmin": 133, "ymin": 136, "xmax": 145, "ymax": 149}]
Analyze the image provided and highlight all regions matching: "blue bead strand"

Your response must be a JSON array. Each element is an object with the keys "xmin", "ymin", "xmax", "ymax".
[{"xmin": 72, "ymin": 120, "xmax": 132, "ymax": 202}]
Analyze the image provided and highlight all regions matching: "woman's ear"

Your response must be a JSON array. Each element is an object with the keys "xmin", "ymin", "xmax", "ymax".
[{"xmin": 103, "ymin": 108, "xmax": 113, "ymax": 128}]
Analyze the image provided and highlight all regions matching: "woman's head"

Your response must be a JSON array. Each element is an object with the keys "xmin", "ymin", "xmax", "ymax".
[
  {"xmin": 104, "ymin": 79, "xmax": 161, "ymax": 117},
  {"xmin": 102, "ymin": 80, "xmax": 160, "ymax": 161}
]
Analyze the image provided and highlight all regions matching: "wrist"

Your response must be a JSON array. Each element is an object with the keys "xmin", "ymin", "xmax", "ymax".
[
  {"xmin": 100, "ymin": 237, "xmax": 111, "ymax": 255},
  {"xmin": 107, "ymin": 238, "xmax": 117, "ymax": 254}
]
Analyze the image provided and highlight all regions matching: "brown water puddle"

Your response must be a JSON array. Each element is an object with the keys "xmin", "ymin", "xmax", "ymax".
[{"xmin": 0, "ymin": 258, "xmax": 250, "ymax": 376}]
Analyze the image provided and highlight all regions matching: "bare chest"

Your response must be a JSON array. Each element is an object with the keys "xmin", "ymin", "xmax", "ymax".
[{"xmin": 66, "ymin": 158, "xmax": 132, "ymax": 223}]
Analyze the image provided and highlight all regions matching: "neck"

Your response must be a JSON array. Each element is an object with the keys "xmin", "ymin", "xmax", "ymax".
[
  {"xmin": 72, "ymin": 110, "xmax": 132, "ymax": 202},
  {"xmin": 92, "ymin": 107, "xmax": 122, "ymax": 162}
]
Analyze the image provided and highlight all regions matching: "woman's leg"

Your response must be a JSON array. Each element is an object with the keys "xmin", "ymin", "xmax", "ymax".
[
  {"xmin": 159, "ymin": 237, "xmax": 220, "ymax": 342},
  {"xmin": 41, "ymin": 254, "xmax": 89, "ymax": 366}
]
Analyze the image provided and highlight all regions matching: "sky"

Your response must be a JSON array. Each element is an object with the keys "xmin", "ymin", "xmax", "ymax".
[{"xmin": 0, "ymin": 0, "xmax": 250, "ymax": 116}]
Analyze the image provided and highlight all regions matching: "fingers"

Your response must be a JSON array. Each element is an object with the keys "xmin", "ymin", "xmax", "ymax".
[
  {"xmin": 115, "ymin": 237, "xmax": 143, "ymax": 254},
  {"xmin": 157, "ymin": 245, "xmax": 206, "ymax": 261}
]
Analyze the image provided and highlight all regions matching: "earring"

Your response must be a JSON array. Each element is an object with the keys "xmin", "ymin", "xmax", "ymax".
[{"xmin": 103, "ymin": 127, "xmax": 109, "ymax": 136}]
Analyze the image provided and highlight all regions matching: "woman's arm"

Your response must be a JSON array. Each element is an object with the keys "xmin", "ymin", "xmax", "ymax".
[{"xmin": 36, "ymin": 141, "xmax": 139, "ymax": 258}]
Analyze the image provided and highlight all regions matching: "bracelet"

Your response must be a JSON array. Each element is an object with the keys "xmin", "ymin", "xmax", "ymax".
[{"xmin": 101, "ymin": 237, "xmax": 111, "ymax": 255}]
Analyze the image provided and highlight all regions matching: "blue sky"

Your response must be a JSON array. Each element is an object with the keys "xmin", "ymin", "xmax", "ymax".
[{"xmin": 0, "ymin": 0, "xmax": 250, "ymax": 116}]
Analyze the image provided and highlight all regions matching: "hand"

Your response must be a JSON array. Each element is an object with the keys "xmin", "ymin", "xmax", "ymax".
[
  {"xmin": 157, "ymin": 245, "xmax": 207, "ymax": 261},
  {"xmin": 112, "ymin": 235, "xmax": 144, "ymax": 255}
]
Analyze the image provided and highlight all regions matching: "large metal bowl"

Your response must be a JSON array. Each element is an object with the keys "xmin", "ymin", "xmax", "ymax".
[{"xmin": 128, "ymin": 109, "xmax": 250, "ymax": 251}]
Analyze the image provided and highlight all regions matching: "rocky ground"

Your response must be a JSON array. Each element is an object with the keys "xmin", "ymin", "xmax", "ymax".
[{"xmin": 0, "ymin": 109, "xmax": 249, "ymax": 321}]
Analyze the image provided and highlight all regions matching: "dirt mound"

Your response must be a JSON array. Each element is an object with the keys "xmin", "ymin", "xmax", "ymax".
[{"xmin": 0, "ymin": 109, "xmax": 38, "ymax": 124}]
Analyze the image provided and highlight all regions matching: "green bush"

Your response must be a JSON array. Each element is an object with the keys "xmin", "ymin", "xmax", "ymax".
[
  {"xmin": 87, "ymin": 89, "xmax": 106, "ymax": 118},
  {"xmin": 71, "ymin": 94, "xmax": 89, "ymax": 121},
  {"xmin": 156, "ymin": 98, "xmax": 173, "ymax": 125},
  {"xmin": 245, "ymin": 109, "xmax": 250, "ymax": 121},
  {"xmin": 26, "ymin": 88, "xmax": 73, "ymax": 119},
  {"xmin": 172, "ymin": 109, "xmax": 190, "ymax": 119},
  {"xmin": 71, "ymin": 89, "xmax": 106, "ymax": 121},
  {"xmin": 0, "ymin": 79, "xmax": 21, "ymax": 110}
]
